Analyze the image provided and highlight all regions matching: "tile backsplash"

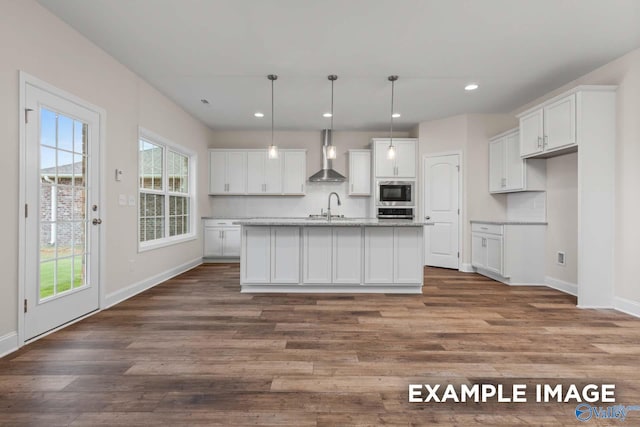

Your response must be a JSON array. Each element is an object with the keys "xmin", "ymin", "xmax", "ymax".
[{"xmin": 507, "ymin": 191, "xmax": 547, "ymax": 222}]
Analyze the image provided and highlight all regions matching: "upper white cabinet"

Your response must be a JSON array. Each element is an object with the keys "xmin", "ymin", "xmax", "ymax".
[
  {"xmin": 373, "ymin": 138, "xmax": 417, "ymax": 178},
  {"xmin": 282, "ymin": 150, "xmax": 306, "ymax": 195},
  {"xmin": 489, "ymin": 129, "xmax": 545, "ymax": 193},
  {"xmin": 209, "ymin": 151, "xmax": 247, "ymax": 194},
  {"xmin": 348, "ymin": 150, "xmax": 371, "ymax": 196},
  {"xmin": 519, "ymin": 93, "xmax": 577, "ymax": 158},
  {"xmin": 209, "ymin": 149, "xmax": 306, "ymax": 196},
  {"xmin": 247, "ymin": 151, "xmax": 282, "ymax": 194}
]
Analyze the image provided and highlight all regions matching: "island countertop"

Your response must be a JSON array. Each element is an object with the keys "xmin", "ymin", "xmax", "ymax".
[{"xmin": 233, "ymin": 217, "xmax": 425, "ymax": 227}]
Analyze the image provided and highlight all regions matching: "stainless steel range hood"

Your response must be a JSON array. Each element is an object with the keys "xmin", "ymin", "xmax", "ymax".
[{"xmin": 308, "ymin": 129, "xmax": 346, "ymax": 182}]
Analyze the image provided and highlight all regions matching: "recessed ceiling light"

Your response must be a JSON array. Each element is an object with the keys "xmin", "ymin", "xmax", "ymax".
[
  {"xmin": 392, "ymin": 113, "xmax": 401, "ymax": 118},
  {"xmin": 464, "ymin": 83, "xmax": 479, "ymax": 91},
  {"xmin": 200, "ymin": 99, "xmax": 210, "ymax": 104},
  {"xmin": 254, "ymin": 112, "xmax": 264, "ymax": 118},
  {"xmin": 323, "ymin": 112, "xmax": 332, "ymax": 118}
]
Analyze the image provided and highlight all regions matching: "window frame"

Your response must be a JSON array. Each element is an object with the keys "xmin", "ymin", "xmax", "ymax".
[{"xmin": 138, "ymin": 127, "xmax": 197, "ymax": 252}]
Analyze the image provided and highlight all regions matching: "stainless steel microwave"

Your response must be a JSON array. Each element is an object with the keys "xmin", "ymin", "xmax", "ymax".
[{"xmin": 376, "ymin": 181, "xmax": 415, "ymax": 206}]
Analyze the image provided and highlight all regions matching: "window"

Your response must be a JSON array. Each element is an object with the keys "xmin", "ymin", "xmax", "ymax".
[{"xmin": 138, "ymin": 128, "xmax": 196, "ymax": 250}]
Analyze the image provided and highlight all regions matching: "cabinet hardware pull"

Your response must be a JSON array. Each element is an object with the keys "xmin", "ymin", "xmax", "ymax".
[
  {"xmin": 351, "ymin": 184, "xmax": 354, "ymax": 192},
  {"xmin": 301, "ymin": 184, "xmax": 304, "ymax": 192},
  {"xmin": 543, "ymin": 135, "xmax": 548, "ymax": 148},
  {"xmin": 537, "ymin": 136, "xmax": 542, "ymax": 148}
]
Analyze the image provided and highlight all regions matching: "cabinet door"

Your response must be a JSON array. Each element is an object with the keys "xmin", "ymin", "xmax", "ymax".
[
  {"xmin": 504, "ymin": 133, "xmax": 524, "ymax": 191},
  {"xmin": 303, "ymin": 227, "xmax": 332, "ymax": 284},
  {"xmin": 394, "ymin": 140, "xmax": 416, "ymax": 178},
  {"xmin": 544, "ymin": 94, "xmax": 576, "ymax": 151},
  {"xmin": 349, "ymin": 151, "xmax": 371, "ymax": 196},
  {"xmin": 471, "ymin": 233, "xmax": 485, "ymax": 269},
  {"xmin": 364, "ymin": 227, "xmax": 394, "ymax": 284},
  {"xmin": 226, "ymin": 151, "xmax": 247, "ymax": 194},
  {"xmin": 209, "ymin": 151, "xmax": 227, "ymax": 194},
  {"xmin": 485, "ymin": 235, "xmax": 503, "ymax": 275},
  {"xmin": 394, "ymin": 227, "xmax": 423, "ymax": 284},
  {"xmin": 282, "ymin": 151, "xmax": 306, "ymax": 195},
  {"xmin": 246, "ymin": 151, "xmax": 266, "ymax": 194},
  {"xmin": 271, "ymin": 227, "xmax": 300, "ymax": 283},
  {"xmin": 332, "ymin": 228, "xmax": 362, "ymax": 284},
  {"xmin": 519, "ymin": 110, "xmax": 543, "ymax": 157},
  {"xmin": 375, "ymin": 140, "xmax": 395, "ymax": 177},
  {"xmin": 221, "ymin": 227, "xmax": 241, "ymax": 257},
  {"xmin": 488, "ymin": 138, "xmax": 505, "ymax": 193},
  {"xmin": 242, "ymin": 227, "xmax": 271, "ymax": 283},
  {"xmin": 203, "ymin": 227, "xmax": 224, "ymax": 257},
  {"xmin": 264, "ymin": 155, "xmax": 282, "ymax": 194}
]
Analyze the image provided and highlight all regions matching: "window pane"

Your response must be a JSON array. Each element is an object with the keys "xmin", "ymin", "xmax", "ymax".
[
  {"xmin": 58, "ymin": 115, "xmax": 74, "ymax": 152},
  {"xmin": 41, "ymin": 109, "xmax": 57, "ymax": 148},
  {"xmin": 139, "ymin": 140, "xmax": 163, "ymax": 190},
  {"xmin": 169, "ymin": 196, "xmax": 189, "ymax": 237},
  {"xmin": 139, "ymin": 193, "xmax": 165, "ymax": 242},
  {"xmin": 74, "ymin": 121, "xmax": 86, "ymax": 155},
  {"xmin": 40, "ymin": 261, "xmax": 56, "ymax": 299},
  {"xmin": 168, "ymin": 151, "xmax": 188, "ymax": 193}
]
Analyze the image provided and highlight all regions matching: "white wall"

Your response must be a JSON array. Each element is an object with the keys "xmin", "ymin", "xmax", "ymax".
[
  {"xmin": 207, "ymin": 130, "xmax": 408, "ymax": 217},
  {"xmin": 0, "ymin": 1, "xmax": 213, "ymax": 338},
  {"xmin": 545, "ymin": 153, "xmax": 578, "ymax": 284},
  {"xmin": 417, "ymin": 114, "xmax": 517, "ymax": 265}
]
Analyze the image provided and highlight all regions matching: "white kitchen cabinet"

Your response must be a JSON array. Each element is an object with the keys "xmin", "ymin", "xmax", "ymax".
[
  {"xmin": 393, "ymin": 227, "xmax": 423, "ymax": 284},
  {"xmin": 271, "ymin": 227, "xmax": 300, "ymax": 283},
  {"xmin": 241, "ymin": 226, "xmax": 271, "ymax": 283},
  {"xmin": 348, "ymin": 150, "xmax": 371, "ymax": 196},
  {"xmin": 519, "ymin": 94, "xmax": 577, "ymax": 158},
  {"xmin": 303, "ymin": 227, "xmax": 332, "ymax": 284},
  {"xmin": 209, "ymin": 150, "xmax": 247, "ymax": 194},
  {"xmin": 364, "ymin": 227, "xmax": 394, "ymax": 284},
  {"xmin": 203, "ymin": 219, "xmax": 240, "ymax": 259},
  {"xmin": 372, "ymin": 138, "xmax": 417, "ymax": 178},
  {"xmin": 471, "ymin": 222, "xmax": 545, "ymax": 285},
  {"xmin": 282, "ymin": 150, "xmax": 307, "ymax": 195},
  {"xmin": 489, "ymin": 129, "xmax": 546, "ymax": 193},
  {"xmin": 247, "ymin": 151, "xmax": 282, "ymax": 194},
  {"xmin": 332, "ymin": 227, "xmax": 362, "ymax": 284}
]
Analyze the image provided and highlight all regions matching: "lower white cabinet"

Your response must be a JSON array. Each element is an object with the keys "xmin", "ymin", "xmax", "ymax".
[
  {"xmin": 364, "ymin": 227, "xmax": 423, "ymax": 285},
  {"xmin": 239, "ymin": 225, "xmax": 423, "ymax": 291},
  {"xmin": 303, "ymin": 228, "xmax": 333, "ymax": 284},
  {"xmin": 241, "ymin": 226, "xmax": 271, "ymax": 283},
  {"xmin": 471, "ymin": 222, "xmax": 545, "ymax": 284},
  {"xmin": 271, "ymin": 227, "xmax": 300, "ymax": 283},
  {"xmin": 203, "ymin": 219, "xmax": 241, "ymax": 259},
  {"xmin": 332, "ymin": 228, "xmax": 362, "ymax": 283}
]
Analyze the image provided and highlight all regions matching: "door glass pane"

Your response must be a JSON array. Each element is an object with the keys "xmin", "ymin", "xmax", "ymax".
[{"xmin": 39, "ymin": 108, "xmax": 89, "ymax": 301}]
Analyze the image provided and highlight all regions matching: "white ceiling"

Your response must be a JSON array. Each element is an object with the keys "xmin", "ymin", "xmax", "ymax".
[{"xmin": 37, "ymin": 0, "xmax": 640, "ymax": 131}]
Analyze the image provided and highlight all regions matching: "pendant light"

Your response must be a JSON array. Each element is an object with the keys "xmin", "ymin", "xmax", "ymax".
[
  {"xmin": 325, "ymin": 75, "xmax": 338, "ymax": 159},
  {"xmin": 267, "ymin": 74, "xmax": 279, "ymax": 159},
  {"xmin": 387, "ymin": 75, "xmax": 398, "ymax": 160}
]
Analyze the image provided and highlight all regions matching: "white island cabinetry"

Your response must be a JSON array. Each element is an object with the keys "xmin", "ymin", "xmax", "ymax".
[{"xmin": 237, "ymin": 219, "xmax": 424, "ymax": 293}]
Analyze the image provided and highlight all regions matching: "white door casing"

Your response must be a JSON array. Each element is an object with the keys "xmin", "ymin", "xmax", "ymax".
[
  {"xmin": 423, "ymin": 154, "xmax": 460, "ymax": 270},
  {"xmin": 22, "ymin": 77, "xmax": 103, "ymax": 341}
]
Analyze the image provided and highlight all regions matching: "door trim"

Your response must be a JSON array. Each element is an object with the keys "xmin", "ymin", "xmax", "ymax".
[
  {"xmin": 18, "ymin": 71, "xmax": 107, "ymax": 346},
  {"xmin": 421, "ymin": 150, "xmax": 463, "ymax": 270}
]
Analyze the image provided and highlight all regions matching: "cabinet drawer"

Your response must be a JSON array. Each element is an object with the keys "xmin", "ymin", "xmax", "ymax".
[
  {"xmin": 204, "ymin": 219, "xmax": 236, "ymax": 227},
  {"xmin": 471, "ymin": 223, "xmax": 503, "ymax": 235}
]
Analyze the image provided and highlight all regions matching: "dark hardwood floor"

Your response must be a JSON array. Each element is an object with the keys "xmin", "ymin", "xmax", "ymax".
[{"xmin": 2, "ymin": 264, "xmax": 640, "ymax": 426}]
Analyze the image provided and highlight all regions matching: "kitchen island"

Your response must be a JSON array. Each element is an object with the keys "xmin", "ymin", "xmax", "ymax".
[{"xmin": 234, "ymin": 218, "xmax": 424, "ymax": 293}]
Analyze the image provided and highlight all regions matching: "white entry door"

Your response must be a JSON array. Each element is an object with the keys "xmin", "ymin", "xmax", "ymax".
[
  {"xmin": 23, "ymin": 80, "xmax": 102, "ymax": 340},
  {"xmin": 423, "ymin": 154, "xmax": 460, "ymax": 269}
]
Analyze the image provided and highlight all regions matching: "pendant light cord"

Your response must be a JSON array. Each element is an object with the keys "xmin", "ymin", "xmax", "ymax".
[
  {"xmin": 271, "ymin": 76, "xmax": 274, "ymax": 147},
  {"xmin": 330, "ymin": 78, "xmax": 334, "ymax": 131},
  {"xmin": 388, "ymin": 75, "xmax": 398, "ymax": 147}
]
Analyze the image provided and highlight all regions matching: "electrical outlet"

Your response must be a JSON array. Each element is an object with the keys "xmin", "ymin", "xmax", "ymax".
[
  {"xmin": 118, "ymin": 194, "xmax": 126, "ymax": 206},
  {"xmin": 557, "ymin": 251, "xmax": 566, "ymax": 266},
  {"xmin": 128, "ymin": 195, "xmax": 136, "ymax": 206}
]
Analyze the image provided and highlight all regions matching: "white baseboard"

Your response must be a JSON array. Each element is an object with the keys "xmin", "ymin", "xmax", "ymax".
[
  {"xmin": 460, "ymin": 263, "xmax": 475, "ymax": 273},
  {"xmin": 614, "ymin": 296, "xmax": 640, "ymax": 319},
  {"xmin": 104, "ymin": 257, "xmax": 202, "ymax": 308},
  {"xmin": 0, "ymin": 332, "xmax": 19, "ymax": 358},
  {"xmin": 545, "ymin": 276, "xmax": 578, "ymax": 296}
]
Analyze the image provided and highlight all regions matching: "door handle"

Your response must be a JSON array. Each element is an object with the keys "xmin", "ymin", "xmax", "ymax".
[{"xmin": 92, "ymin": 218, "xmax": 102, "ymax": 225}]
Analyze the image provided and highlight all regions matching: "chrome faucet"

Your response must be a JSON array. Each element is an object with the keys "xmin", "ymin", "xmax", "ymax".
[{"xmin": 327, "ymin": 192, "xmax": 341, "ymax": 222}]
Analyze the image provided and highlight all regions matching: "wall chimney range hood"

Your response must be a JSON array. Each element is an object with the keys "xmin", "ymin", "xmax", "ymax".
[{"xmin": 308, "ymin": 129, "xmax": 346, "ymax": 182}]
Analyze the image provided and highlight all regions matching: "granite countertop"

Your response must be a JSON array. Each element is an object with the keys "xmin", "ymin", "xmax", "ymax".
[
  {"xmin": 233, "ymin": 217, "xmax": 426, "ymax": 227},
  {"xmin": 471, "ymin": 220, "xmax": 548, "ymax": 225}
]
